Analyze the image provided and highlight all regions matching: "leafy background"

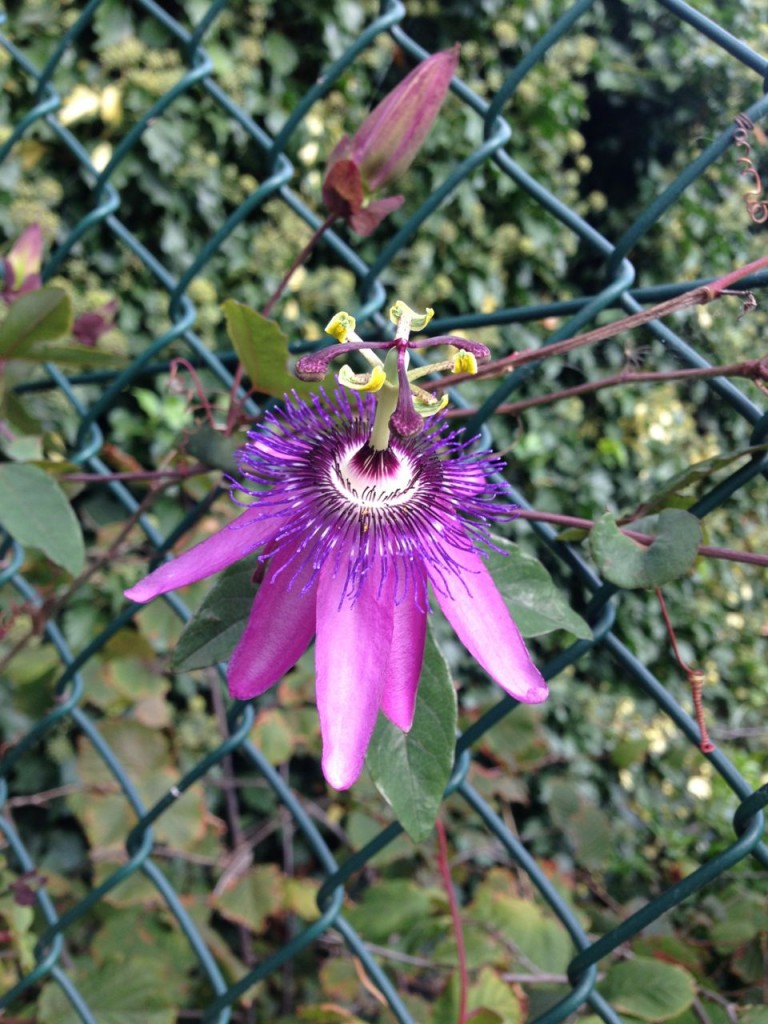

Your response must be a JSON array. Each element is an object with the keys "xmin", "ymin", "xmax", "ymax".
[{"xmin": 0, "ymin": 0, "xmax": 767, "ymax": 1022}]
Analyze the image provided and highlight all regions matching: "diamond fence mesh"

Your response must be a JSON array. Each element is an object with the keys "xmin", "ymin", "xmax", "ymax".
[{"xmin": 0, "ymin": 1, "xmax": 767, "ymax": 1022}]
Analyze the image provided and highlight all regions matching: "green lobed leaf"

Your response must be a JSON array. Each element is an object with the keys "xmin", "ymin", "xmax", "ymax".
[
  {"xmin": 346, "ymin": 879, "xmax": 439, "ymax": 943},
  {"xmin": 0, "ymin": 286, "xmax": 72, "ymax": 358},
  {"xmin": 208, "ymin": 863, "xmax": 284, "ymax": 932},
  {"xmin": 484, "ymin": 535, "xmax": 592, "ymax": 639},
  {"xmin": 590, "ymin": 509, "xmax": 702, "ymax": 589},
  {"xmin": 38, "ymin": 956, "xmax": 179, "ymax": 1024},
  {"xmin": 431, "ymin": 968, "xmax": 522, "ymax": 1024},
  {"xmin": 222, "ymin": 299, "xmax": 318, "ymax": 400},
  {"xmin": 366, "ymin": 626, "xmax": 457, "ymax": 842},
  {"xmin": 0, "ymin": 462, "xmax": 85, "ymax": 575},
  {"xmin": 172, "ymin": 554, "xmax": 258, "ymax": 671},
  {"xmin": 600, "ymin": 957, "xmax": 696, "ymax": 1022},
  {"xmin": 469, "ymin": 879, "xmax": 572, "ymax": 974}
]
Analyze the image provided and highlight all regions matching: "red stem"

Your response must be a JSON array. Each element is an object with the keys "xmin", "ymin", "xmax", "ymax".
[
  {"xmin": 440, "ymin": 254, "xmax": 768, "ymax": 388},
  {"xmin": 61, "ymin": 464, "xmax": 209, "ymax": 484},
  {"xmin": 223, "ymin": 214, "xmax": 337, "ymax": 429},
  {"xmin": 444, "ymin": 358, "xmax": 768, "ymax": 418},
  {"xmin": 513, "ymin": 509, "xmax": 768, "ymax": 568},
  {"xmin": 436, "ymin": 817, "xmax": 469, "ymax": 1024},
  {"xmin": 656, "ymin": 590, "xmax": 715, "ymax": 753},
  {"xmin": 261, "ymin": 213, "xmax": 336, "ymax": 319}
]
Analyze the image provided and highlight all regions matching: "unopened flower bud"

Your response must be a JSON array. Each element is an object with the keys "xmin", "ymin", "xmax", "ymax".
[
  {"xmin": 322, "ymin": 46, "xmax": 459, "ymax": 237},
  {"xmin": 1, "ymin": 224, "xmax": 43, "ymax": 302}
]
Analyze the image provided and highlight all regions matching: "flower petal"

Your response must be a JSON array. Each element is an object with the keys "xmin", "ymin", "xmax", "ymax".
[
  {"xmin": 427, "ymin": 537, "xmax": 549, "ymax": 704},
  {"xmin": 315, "ymin": 561, "xmax": 395, "ymax": 789},
  {"xmin": 228, "ymin": 544, "xmax": 318, "ymax": 700},
  {"xmin": 348, "ymin": 194, "xmax": 404, "ymax": 237},
  {"xmin": 321, "ymin": 157, "xmax": 364, "ymax": 219},
  {"xmin": 124, "ymin": 508, "xmax": 275, "ymax": 603},
  {"xmin": 379, "ymin": 598, "xmax": 427, "ymax": 731}
]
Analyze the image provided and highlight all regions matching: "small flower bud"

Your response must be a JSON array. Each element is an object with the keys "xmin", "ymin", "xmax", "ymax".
[
  {"xmin": 354, "ymin": 46, "xmax": 459, "ymax": 192},
  {"xmin": 73, "ymin": 299, "xmax": 118, "ymax": 347},
  {"xmin": 322, "ymin": 46, "xmax": 459, "ymax": 237},
  {"xmin": 1, "ymin": 224, "xmax": 43, "ymax": 301}
]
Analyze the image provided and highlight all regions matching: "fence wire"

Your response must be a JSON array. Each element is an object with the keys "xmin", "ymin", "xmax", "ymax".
[{"xmin": 1, "ymin": 1, "xmax": 767, "ymax": 1022}]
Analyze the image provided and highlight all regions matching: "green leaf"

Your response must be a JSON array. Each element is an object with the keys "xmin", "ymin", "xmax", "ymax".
[
  {"xmin": 0, "ymin": 462, "xmax": 85, "ymax": 575},
  {"xmin": 485, "ymin": 536, "xmax": 592, "ymax": 639},
  {"xmin": 222, "ymin": 299, "xmax": 318, "ymax": 400},
  {"xmin": 209, "ymin": 864, "xmax": 284, "ymax": 932},
  {"xmin": 741, "ymin": 1009, "xmax": 768, "ymax": 1024},
  {"xmin": 346, "ymin": 879, "xmax": 438, "ymax": 943},
  {"xmin": 18, "ymin": 342, "xmax": 127, "ymax": 367},
  {"xmin": 38, "ymin": 956, "xmax": 178, "ymax": 1024},
  {"xmin": 590, "ymin": 510, "xmax": 701, "ymax": 589},
  {"xmin": 600, "ymin": 957, "xmax": 696, "ymax": 1022},
  {"xmin": 172, "ymin": 554, "xmax": 258, "ymax": 670},
  {"xmin": 366, "ymin": 626, "xmax": 457, "ymax": 842},
  {"xmin": 0, "ymin": 287, "xmax": 72, "ymax": 358},
  {"xmin": 432, "ymin": 968, "xmax": 523, "ymax": 1024},
  {"xmin": 635, "ymin": 443, "xmax": 768, "ymax": 517},
  {"xmin": 470, "ymin": 882, "xmax": 572, "ymax": 973}
]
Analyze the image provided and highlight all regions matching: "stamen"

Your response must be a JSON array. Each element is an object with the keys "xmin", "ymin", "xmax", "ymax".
[{"xmin": 325, "ymin": 310, "xmax": 357, "ymax": 342}]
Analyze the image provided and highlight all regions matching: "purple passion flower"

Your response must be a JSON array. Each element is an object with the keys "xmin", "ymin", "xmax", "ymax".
[{"xmin": 125, "ymin": 303, "xmax": 548, "ymax": 789}]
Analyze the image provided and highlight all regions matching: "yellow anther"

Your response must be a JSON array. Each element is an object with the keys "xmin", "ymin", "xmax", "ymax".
[
  {"xmin": 389, "ymin": 300, "xmax": 435, "ymax": 332},
  {"xmin": 452, "ymin": 351, "xmax": 478, "ymax": 375},
  {"xmin": 413, "ymin": 392, "xmax": 449, "ymax": 418},
  {"xmin": 338, "ymin": 364, "xmax": 387, "ymax": 392},
  {"xmin": 325, "ymin": 311, "xmax": 356, "ymax": 343}
]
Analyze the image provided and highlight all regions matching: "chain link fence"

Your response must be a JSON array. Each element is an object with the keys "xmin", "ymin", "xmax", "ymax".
[{"xmin": 1, "ymin": 1, "xmax": 767, "ymax": 1021}]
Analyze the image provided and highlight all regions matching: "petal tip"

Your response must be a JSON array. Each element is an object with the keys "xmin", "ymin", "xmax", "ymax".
[
  {"xmin": 523, "ymin": 680, "xmax": 550, "ymax": 704},
  {"xmin": 322, "ymin": 751, "xmax": 364, "ymax": 791},
  {"xmin": 124, "ymin": 583, "xmax": 153, "ymax": 604}
]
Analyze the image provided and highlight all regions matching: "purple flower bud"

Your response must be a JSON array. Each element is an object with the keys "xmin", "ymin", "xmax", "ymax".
[
  {"xmin": 354, "ymin": 45, "xmax": 459, "ymax": 191},
  {"xmin": 1, "ymin": 224, "xmax": 44, "ymax": 302},
  {"xmin": 72, "ymin": 299, "xmax": 118, "ymax": 347},
  {"xmin": 322, "ymin": 46, "xmax": 459, "ymax": 237}
]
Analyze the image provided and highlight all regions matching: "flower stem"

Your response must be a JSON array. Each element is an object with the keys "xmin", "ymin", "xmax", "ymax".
[
  {"xmin": 514, "ymin": 509, "xmax": 768, "ymax": 568},
  {"xmin": 441, "ymin": 254, "xmax": 768, "ymax": 387},
  {"xmin": 656, "ymin": 589, "xmax": 715, "ymax": 753},
  {"xmin": 261, "ymin": 213, "xmax": 336, "ymax": 319},
  {"xmin": 445, "ymin": 358, "xmax": 768, "ymax": 419},
  {"xmin": 223, "ymin": 214, "xmax": 336, "ymax": 431},
  {"xmin": 436, "ymin": 817, "xmax": 468, "ymax": 1024}
]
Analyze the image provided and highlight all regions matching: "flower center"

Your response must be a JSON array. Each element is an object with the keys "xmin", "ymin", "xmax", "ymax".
[{"xmin": 332, "ymin": 442, "xmax": 419, "ymax": 512}]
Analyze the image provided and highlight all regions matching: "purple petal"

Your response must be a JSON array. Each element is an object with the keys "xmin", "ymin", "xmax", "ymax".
[
  {"xmin": 228, "ymin": 544, "xmax": 318, "ymax": 700},
  {"xmin": 315, "ymin": 560, "xmax": 395, "ymax": 789},
  {"xmin": 379, "ymin": 598, "xmax": 427, "ymax": 731},
  {"xmin": 348, "ymin": 194, "xmax": 404, "ymax": 237},
  {"xmin": 124, "ymin": 508, "xmax": 275, "ymax": 603},
  {"xmin": 427, "ymin": 537, "xmax": 549, "ymax": 704},
  {"xmin": 321, "ymin": 157, "xmax": 364, "ymax": 219}
]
